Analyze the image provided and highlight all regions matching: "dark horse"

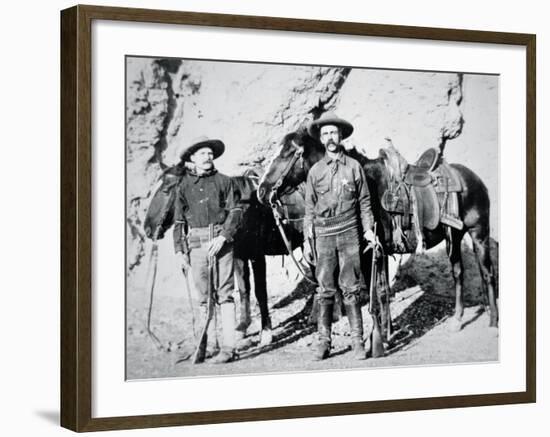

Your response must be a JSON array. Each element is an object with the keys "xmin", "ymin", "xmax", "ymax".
[
  {"xmin": 257, "ymin": 127, "xmax": 498, "ymax": 332},
  {"xmin": 143, "ymin": 162, "xmax": 305, "ymax": 345}
]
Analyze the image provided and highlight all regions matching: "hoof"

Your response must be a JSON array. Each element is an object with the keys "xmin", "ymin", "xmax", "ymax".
[
  {"xmin": 351, "ymin": 339, "xmax": 366, "ymax": 360},
  {"xmin": 236, "ymin": 336, "xmax": 253, "ymax": 350},
  {"xmin": 236, "ymin": 320, "xmax": 251, "ymax": 334},
  {"xmin": 235, "ymin": 330, "xmax": 246, "ymax": 342},
  {"xmin": 259, "ymin": 329, "xmax": 273, "ymax": 346},
  {"xmin": 448, "ymin": 317, "xmax": 463, "ymax": 332},
  {"xmin": 175, "ymin": 351, "xmax": 192, "ymax": 363},
  {"xmin": 210, "ymin": 349, "xmax": 236, "ymax": 364}
]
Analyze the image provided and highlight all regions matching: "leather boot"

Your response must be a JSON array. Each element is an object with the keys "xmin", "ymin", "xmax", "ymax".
[
  {"xmin": 345, "ymin": 301, "xmax": 366, "ymax": 360},
  {"xmin": 314, "ymin": 302, "xmax": 333, "ymax": 361},
  {"xmin": 211, "ymin": 302, "xmax": 237, "ymax": 364}
]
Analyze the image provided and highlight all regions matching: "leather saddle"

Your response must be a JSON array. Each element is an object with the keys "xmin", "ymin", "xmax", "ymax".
[
  {"xmin": 404, "ymin": 148, "xmax": 439, "ymax": 187},
  {"xmin": 380, "ymin": 142, "xmax": 463, "ymax": 240}
]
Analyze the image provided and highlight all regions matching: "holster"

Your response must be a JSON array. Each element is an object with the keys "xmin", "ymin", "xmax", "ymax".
[
  {"xmin": 307, "ymin": 236, "xmax": 318, "ymax": 265},
  {"xmin": 174, "ymin": 221, "xmax": 190, "ymax": 255}
]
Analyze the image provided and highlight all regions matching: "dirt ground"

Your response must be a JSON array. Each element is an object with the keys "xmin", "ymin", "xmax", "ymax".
[{"xmin": 126, "ymin": 238, "xmax": 499, "ymax": 380}]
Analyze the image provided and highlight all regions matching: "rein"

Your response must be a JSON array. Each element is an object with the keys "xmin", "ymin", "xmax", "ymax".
[
  {"xmin": 267, "ymin": 140, "xmax": 317, "ymax": 285},
  {"xmin": 271, "ymin": 202, "xmax": 317, "ymax": 285}
]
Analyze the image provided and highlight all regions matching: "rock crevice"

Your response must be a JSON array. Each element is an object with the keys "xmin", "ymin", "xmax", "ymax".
[{"xmin": 126, "ymin": 59, "xmax": 497, "ymax": 277}]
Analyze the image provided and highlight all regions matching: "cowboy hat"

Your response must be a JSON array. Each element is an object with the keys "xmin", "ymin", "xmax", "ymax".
[
  {"xmin": 307, "ymin": 111, "xmax": 354, "ymax": 140},
  {"xmin": 179, "ymin": 136, "xmax": 225, "ymax": 162}
]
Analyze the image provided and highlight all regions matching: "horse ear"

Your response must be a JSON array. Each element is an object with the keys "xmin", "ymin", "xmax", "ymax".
[
  {"xmin": 297, "ymin": 125, "xmax": 308, "ymax": 136},
  {"xmin": 379, "ymin": 149, "xmax": 388, "ymax": 159},
  {"xmin": 290, "ymin": 139, "xmax": 304, "ymax": 154},
  {"xmin": 158, "ymin": 166, "xmax": 171, "ymax": 180}
]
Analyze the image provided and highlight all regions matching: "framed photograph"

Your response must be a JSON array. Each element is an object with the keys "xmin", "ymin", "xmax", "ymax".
[{"xmin": 60, "ymin": 4, "xmax": 536, "ymax": 432}]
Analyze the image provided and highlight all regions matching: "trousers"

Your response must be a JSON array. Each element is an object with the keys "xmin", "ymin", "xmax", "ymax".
[
  {"xmin": 188, "ymin": 227, "xmax": 234, "ymax": 305},
  {"xmin": 314, "ymin": 225, "xmax": 362, "ymax": 305}
]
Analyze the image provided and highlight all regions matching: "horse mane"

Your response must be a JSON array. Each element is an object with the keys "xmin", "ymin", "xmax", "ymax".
[
  {"xmin": 159, "ymin": 161, "xmax": 187, "ymax": 180},
  {"xmin": 344, "ymin": 147, "xmax": 370, "ymax": 166},
  {"xmin": 281, "ymin": 126, "xmax": 325, "ymax": 156}
]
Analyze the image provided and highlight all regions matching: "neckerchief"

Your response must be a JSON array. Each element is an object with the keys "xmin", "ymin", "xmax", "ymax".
[{"xmin": 188, "ymin": 166, "xmax": 218, "ymax": 182}]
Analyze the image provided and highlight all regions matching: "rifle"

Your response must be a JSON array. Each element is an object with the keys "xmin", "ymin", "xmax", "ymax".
[
  {"xmin": 192, "ymin": 224, "xmax": 216, "ymax": 364},
  {"xmin": 367, "ymin": 223, "xmax": 385, "ymax": 358}
]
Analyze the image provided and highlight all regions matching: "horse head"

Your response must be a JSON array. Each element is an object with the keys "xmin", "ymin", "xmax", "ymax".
[
  {"xmin": 258, "ymin": 128, "xmax": 397, "ymax": 251},
  {"xmin": 143, "ymin": 164, "xmax": 185, "ymax": 240},
  {"xmin": 257, "ymin": 127, "xmax": 325, "ymax": 205}
]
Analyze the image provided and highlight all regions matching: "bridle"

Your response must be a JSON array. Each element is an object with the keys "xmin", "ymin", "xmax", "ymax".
[
  {"xmin": 267, "ymin": 140, "xmax": 317, "ymax": 285},
  {"xmin": 268, "ymin": 140, "xmax": 305, "ymax": 205}
]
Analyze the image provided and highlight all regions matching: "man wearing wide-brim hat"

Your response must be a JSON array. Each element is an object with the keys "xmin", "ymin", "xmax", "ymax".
[
  {"xmin": 173, "ymin": 136, "xmax": 243, "ymax": 364},
  {"xmin": 303, "ymin": 111, "xmax": 376, "ymax": 361},
  {"xmin": 307, "ymin": 111, "xmax": 354, "ymax": 140}
]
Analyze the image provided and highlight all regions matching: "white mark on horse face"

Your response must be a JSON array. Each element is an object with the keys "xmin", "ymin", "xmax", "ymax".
[{"xmin": 150, "ymin": 178, "xmax": 164, "ymax": 198}]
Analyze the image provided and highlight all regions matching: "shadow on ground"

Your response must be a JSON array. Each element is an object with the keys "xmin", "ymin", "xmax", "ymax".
[
  {"xmin": 239, "ymin": 238, "xmax": 499, "ymax": 359},
  {"xmin": 126, "ymin": 238, "xmax": 499, "ymax": 377},
  {"xmin": 385, "ymin": 239, "xmax": 499, "ymax": 353}
]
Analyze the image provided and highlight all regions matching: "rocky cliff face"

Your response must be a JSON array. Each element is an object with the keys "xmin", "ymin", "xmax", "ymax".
[{"xmin": 126, "ymin": 57, "xmax": 498, "ymax": 277}]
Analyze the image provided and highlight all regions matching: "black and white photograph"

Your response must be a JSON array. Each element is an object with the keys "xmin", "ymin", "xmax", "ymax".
[{"xmin": 126, "ymin": 57, "xmax": 500, "ymax": 380}]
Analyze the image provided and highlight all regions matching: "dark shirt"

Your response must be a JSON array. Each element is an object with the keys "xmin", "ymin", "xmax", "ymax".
[
  {"xmin": 173, "ymin": 169, "xmax": 242, "ymax": 253},
  {"xmin": 304, "ymin": 153, "xmax": 374, "ymax": 239}
]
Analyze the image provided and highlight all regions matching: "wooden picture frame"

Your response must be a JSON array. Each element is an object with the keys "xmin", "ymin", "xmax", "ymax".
[{"xmin": 61, "ymin": 4, "xmax": 536, "ymax": 432}]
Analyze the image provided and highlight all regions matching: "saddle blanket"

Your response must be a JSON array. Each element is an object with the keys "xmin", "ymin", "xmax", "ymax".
[
  {"xmin": 432, "ymin": 161, "xmax": 462, "ymax": 193},
  {"xmin": 439, "ymin": 192, "xmax": 463, "ymax": 229}
]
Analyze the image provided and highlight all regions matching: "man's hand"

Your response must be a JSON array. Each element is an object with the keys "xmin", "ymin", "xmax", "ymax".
[
  {"xmin": 364, "ymin": 229, "xmax": 376, "ymax": 245},
  {"xmin": 178, "ymin": 252, "xmax": 191, "ymax": 275},
  {"xmin": 303, "ymin": 240, "xmax": 315, "ymax": 265},
  {"xmin": 207, "ymin": 235, "xmax": 226, "ymax": 257}
]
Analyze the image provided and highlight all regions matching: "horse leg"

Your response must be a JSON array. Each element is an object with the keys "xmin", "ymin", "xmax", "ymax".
[
  {"xmin": 251, "ymin": 256, "xmax": 273, "ymax": 345},
  {"xmin": 468, "ymin": 226, "xmax": 499, "ymax": 329},
  {"xmin": 447, "ymin": 228, "xmax": 465, "ymax": 332},
  {"xmin": 234, "ymin": 258, "xmax": 251, "ymax": 342},
  {"xmin": 388, "ymin": 253, "xmax": 411, "ymax": 288}
]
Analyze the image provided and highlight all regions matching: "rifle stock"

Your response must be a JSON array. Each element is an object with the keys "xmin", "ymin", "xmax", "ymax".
[{"xmin": 369, "ymin": 223, "xmax": 385, "ymax": 358}]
